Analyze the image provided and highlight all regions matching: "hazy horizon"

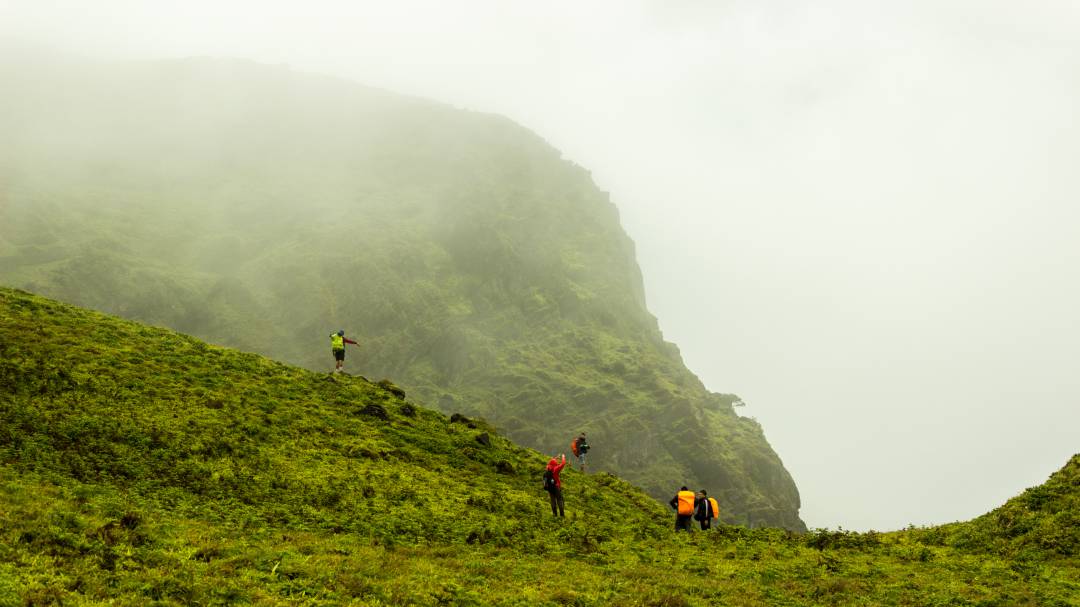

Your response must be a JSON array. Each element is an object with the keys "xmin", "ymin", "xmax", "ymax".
[{"xmin": 3, "ymin": 0, "xmax": 1077, "ymax": 530}]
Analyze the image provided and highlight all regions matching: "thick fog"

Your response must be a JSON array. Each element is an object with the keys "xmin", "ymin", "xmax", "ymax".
[{"xmin": 4, "ymin": 0, "xmax": 1078, "ymax": 530}]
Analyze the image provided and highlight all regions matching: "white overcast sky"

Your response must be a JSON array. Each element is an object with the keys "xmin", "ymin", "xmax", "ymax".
[{"xmin": 4, "ymin": 0, "xmax": 1078, "ymax": 530}]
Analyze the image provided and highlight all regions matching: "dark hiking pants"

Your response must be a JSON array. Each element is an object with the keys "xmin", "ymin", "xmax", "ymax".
[
  {"xmin": 549, "ymin": 487, "xmax": 565, "ymax": 516},
  {"xmin": 675, "ymin": 515, "xmax": 693, "ymax": 532}
]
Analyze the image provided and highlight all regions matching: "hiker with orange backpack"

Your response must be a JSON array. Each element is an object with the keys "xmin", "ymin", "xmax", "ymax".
[
  {"xmin": 695, "ymin": 490, "xmax": 716, "ymax": 531},
  {"xmin": 570, "ymin": 432, "xmax": 589, "ymax": 472},
  {"xmin": 669, "ymin": 486, "xmax": 696, "ymax": 532}
]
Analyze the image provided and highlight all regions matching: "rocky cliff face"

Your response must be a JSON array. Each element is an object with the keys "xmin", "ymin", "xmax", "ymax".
[{"xmin": 0, "ymin": 56, "xmax": 804, "ymax": 529}]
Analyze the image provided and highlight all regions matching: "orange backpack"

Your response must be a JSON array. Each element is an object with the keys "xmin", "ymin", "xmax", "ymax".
[
  {"xmin": 570, "ymin": 439, "xmax": 580, "ymax": 457},
  {"xmin": 708, "ymin": 497, "xmax": 720, "ymax": 520},
  {"xmin": 677, "ymin": 491, "xmax": 695, "ymax": 516}
]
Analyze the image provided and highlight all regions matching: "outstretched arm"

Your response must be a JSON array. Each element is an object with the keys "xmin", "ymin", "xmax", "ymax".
[
  {"xmin": 344, "ymin": 337, "xmax": 360, "ymax": 346},
  {"xmin": 554, "ymin": 454, "xmax": 567, "ymax": 472}
]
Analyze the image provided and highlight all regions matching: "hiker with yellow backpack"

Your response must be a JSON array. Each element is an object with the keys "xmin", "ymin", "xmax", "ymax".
[{"xmin": 329, "ymin": 330, "xmax": 360, "ymax": 374}]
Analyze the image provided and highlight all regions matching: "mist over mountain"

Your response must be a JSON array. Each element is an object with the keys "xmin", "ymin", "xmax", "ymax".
[{"xmin": 0, "ymin": 56, "xmax": 803, "ymax": 529}]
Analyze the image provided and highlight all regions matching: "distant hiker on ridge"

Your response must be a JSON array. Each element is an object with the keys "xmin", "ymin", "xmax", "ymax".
[
  {"xmin": 571, "ymin": 432, "xmax": 590, "ymax": 472},
  {"xmin": 329, "ymin": 330, "xmax": 359, "ymax": 373},
  {"xmin": 669, "ymin": 486, "xmax": 695, "ymax": 532},
  {"xmin": 544, "ymin": 453, "xmax": 568, "ymax": 517}
]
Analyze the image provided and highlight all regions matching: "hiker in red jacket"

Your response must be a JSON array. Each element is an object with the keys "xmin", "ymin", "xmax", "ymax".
[{"xmin": 545, "ymin": 454, "xmax": 567, "ymax": 517}]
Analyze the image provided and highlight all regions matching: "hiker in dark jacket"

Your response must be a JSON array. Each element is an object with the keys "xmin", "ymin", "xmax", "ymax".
[
  {"xmin": 545, "ymin": 454, "xmax": 567, "ymax": 517},
  {"xmin": 694, "ymin": 490, "xmax": 714, "ymax": 530},
  {"xmin": 572, "ymin": 432, "xmax": 590, "ymax": 472},
  {"xmin": 669, "ymin": 486, "xmax": 695, "ymax": 532}
]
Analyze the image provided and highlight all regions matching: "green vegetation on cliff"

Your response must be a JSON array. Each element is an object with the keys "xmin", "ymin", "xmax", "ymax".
[
  {"xmin": 2, "ymin": 288, "xmax": 1078, "ymax": 606},
  {"xmin": 0, "ymin": 57, "xmax": 800, "ymax": 527}
]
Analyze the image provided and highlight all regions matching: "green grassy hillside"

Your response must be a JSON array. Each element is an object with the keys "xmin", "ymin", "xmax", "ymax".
[
  {"xmin": 0, "ymin": 56, "xmax": 801, "ymax": 528},
  {"xmin": 2, "ymin": 288, "xmax": 1079, "ymax": 606},
  {"xmin": 910, "ymin": 454, "xmax": 1080, "ymax": 562}
]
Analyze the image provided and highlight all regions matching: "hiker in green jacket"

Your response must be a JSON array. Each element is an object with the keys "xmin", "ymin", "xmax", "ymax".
[{"xmin": 330, "ymin": 330, "xmax": 359, "ymax": 373}]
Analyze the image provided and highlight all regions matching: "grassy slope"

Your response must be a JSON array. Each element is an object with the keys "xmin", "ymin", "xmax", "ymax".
[
  {"xmin": 0, "ymin": 57, "xmax": 801, "ymax": 529},
  {"xmin": 2, "ymin": 287, "xmax": 1078, "ymax": 606},
  {"xmin": 909, "ymin": 454, "xmax": 1080, "ymax": 562}
]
